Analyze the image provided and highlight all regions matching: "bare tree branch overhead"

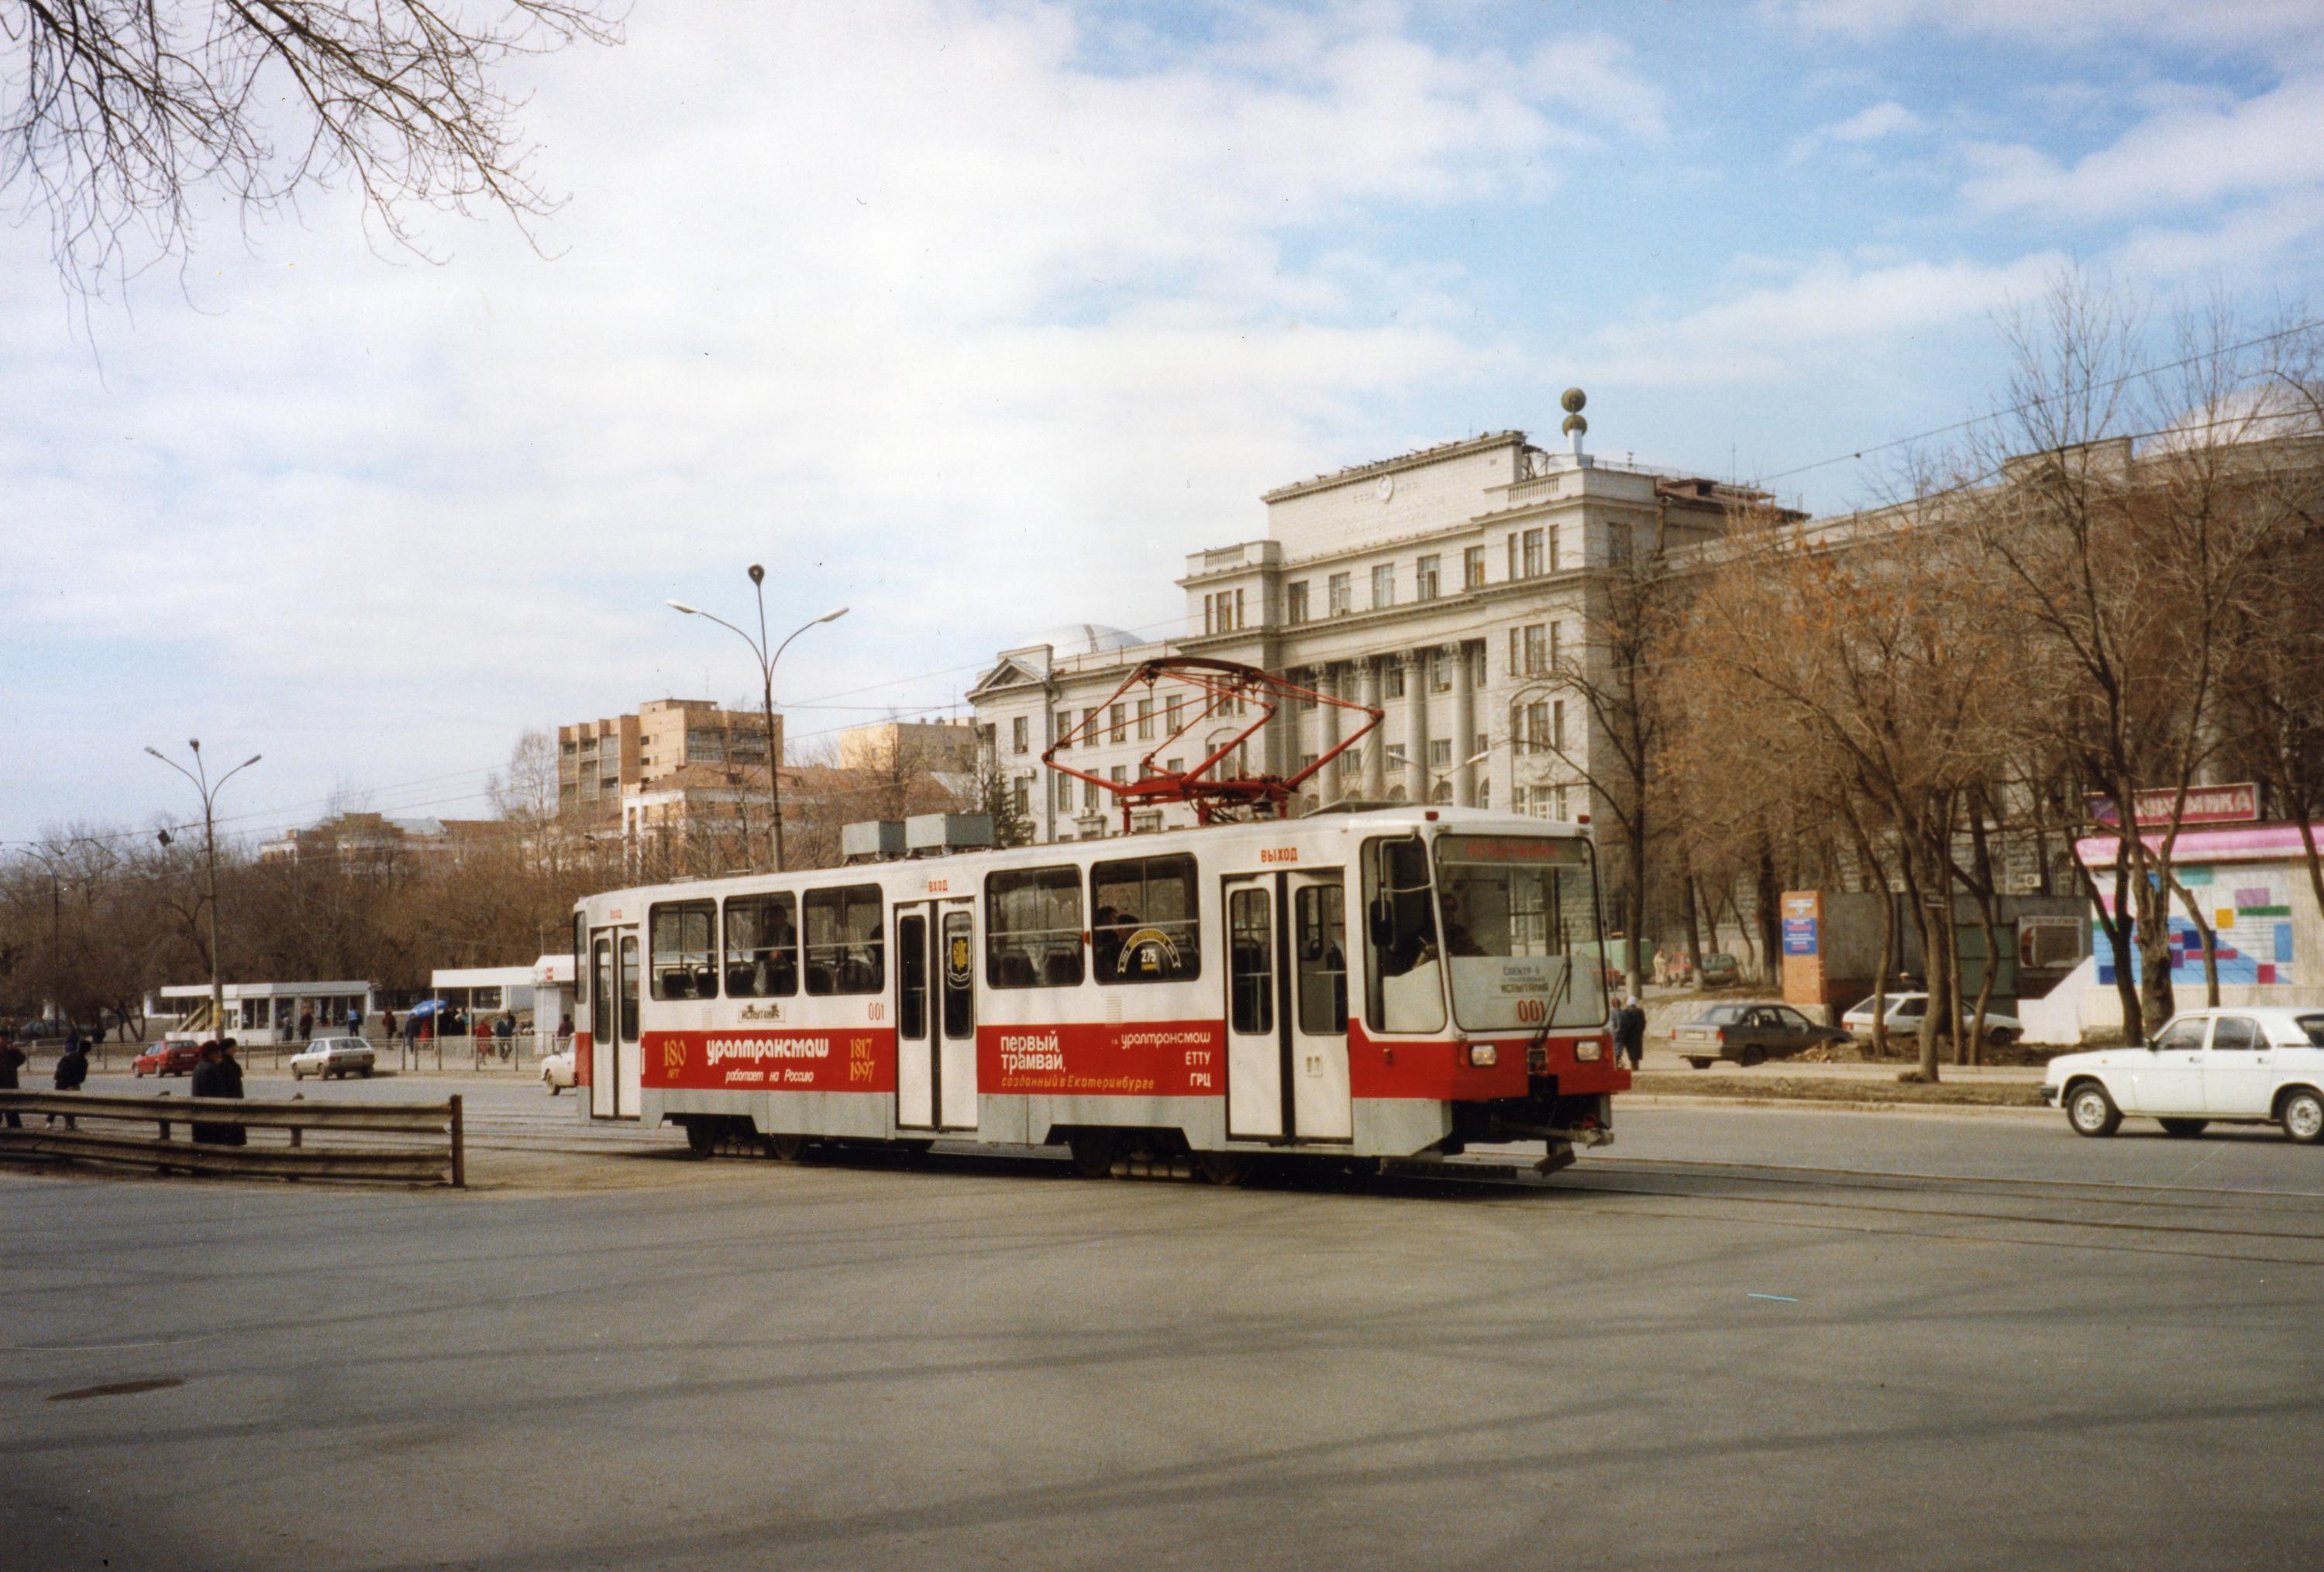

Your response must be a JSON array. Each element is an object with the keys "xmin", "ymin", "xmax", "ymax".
[{"xmin": 1, "ymin": 0, "xmax": 623, "ymax": 294}]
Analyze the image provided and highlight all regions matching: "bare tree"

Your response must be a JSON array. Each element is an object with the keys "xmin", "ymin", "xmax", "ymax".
[{"xmin": 2, "ymin": 0, "xmax": 622, "ymax": 294}]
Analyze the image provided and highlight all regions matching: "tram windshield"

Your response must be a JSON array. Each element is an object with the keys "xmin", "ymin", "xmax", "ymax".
[{"xmin": 1432, "ymin": 834, "xmax": 1607, "ymax": 1032}]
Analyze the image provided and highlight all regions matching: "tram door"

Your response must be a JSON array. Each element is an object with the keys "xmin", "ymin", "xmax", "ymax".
[
  {"xmin": 897, "ymin": 902, "xmax": 979, "ymax": 1133},
  {"xmin": 588, "ymin": 924, "xmax": 642, "ymax": 1120},
  {"xmin": 1224, "ymin": 872, "xmax": 1353, "ymax": 1141}
]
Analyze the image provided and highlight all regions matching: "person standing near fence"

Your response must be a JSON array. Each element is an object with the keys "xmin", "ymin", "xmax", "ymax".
[
  {"xmin": 0, "ymin": 1030, "xmax": 24, "ymax": 1129},
  {"xmin": 190, "ymin": 1040, "xmax": 247, "ymax": 1146},
  {"xmin": 48, "ymin": 1034, "xmax": 89, "ymax": 1128},
  {"xmin": 298, "ymin": 1009, "xmax": 314, "ymax": 1043},
  {"xmin": 346, "ymin": 1004, "xmax": 363, "ymax": 1039},
  {"xmin": 1616, "ymin": 996, "xmax": 1648, "ymax": 1072},
  {"xmin": 495, "ymin": 1010, "xmax": 515, "ymax": 1062}
]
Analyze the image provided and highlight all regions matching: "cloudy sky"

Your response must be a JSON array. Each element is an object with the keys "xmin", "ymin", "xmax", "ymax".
[{"xmin": 5, "ymin": 0, "xmax": 2322, "ymax": 847}]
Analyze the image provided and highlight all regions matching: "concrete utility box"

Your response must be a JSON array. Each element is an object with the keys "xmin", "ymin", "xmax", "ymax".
[
  {"xmin": 841, "ymin": 820, "xmax": 907, "ymax": 861},
  {"xmin": 905, "ymin": 814, "xmax": 994, "ymax": 855}
]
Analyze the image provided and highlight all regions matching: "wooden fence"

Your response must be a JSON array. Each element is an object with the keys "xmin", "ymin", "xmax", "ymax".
[{"xmin": 0, "ymin": 1091, "xmax": 465, "ymax": 1187}]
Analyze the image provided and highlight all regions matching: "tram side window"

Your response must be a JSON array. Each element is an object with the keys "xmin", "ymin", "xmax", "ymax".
[
  {"xmin": 725, "ymin": 892, "xmax": 799, "ymax": 997},
  {"xmin": 1090, "ymin": 853, "xmax": 1200, "ymax": 984},
  {"xmin": 649, "ymin": 900, "xmax": 718, "ymax": 999},
  {"xmin": 804, "ymin": 885, "xmax": 885, "ymax": 996},
  {"xmin": 1362, "ymin": 837, "xmax": 1445, "ymax": 1033},
  {"xmin": 986, "ymin": 866, "xmax": 1083, "ymax": 988}
]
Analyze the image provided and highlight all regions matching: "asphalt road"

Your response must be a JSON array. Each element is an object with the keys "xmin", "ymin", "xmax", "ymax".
[{"xmin": 7, "ymin": 1099, "xmax": 2323, "ymax": 1571}]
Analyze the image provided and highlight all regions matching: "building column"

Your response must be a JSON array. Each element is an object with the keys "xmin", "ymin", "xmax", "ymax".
[
  {"xmin": 1450, "ymin": 641, "xmax": 1477, "ymax": 807},
  {"xmin": 1318, "ymin": 662, "xmax": 1343, "ymax": 800},
  {"xmin": 1360, "ymin": 657, "xmax": 1387, "ymax": 800},
  {"xmin": 1403, "ymin": 649, "xmax": 1429, "ymax": 803}
]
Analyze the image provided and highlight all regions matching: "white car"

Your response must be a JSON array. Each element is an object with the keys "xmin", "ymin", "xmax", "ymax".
[
  {"xmin": 289, "ymin": 1035, "xmax": 375, "ymax": 1081},
  {"xmin": 1840, "ymin": 992, "xmax": 2023, "ymax": 1045},
  {"xmin": 2042, "ymin": 1006, "xmax": 2324, "ymax": 1143},
  {"xmin": 542, "ymin": 1046, "xmax": 577, "ymax": 1095}
]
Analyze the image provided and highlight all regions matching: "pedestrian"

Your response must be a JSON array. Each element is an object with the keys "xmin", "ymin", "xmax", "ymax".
[
  {"xmin": 382, "ymin": 1007, "xmax": 398, "ymax": 1041},
  {"xmin": 0, "ymin": 1030, "xmax": 24, "ymax": 1129},
  {"xmin": 556, "ymin": 1013, "xmax": 574, "ymax": 1047},
  {"xmin": 346, "ymin": 1005, "xmax": 363, "ymax": 1039},
  {"xmin": 189, "ymin": 1039, "xmax": 247, "ymax": 1146},
  {"xmin": 1616, "ymin": 995, "xmax": 1647, "ymax": 1071},
  {"xmin": 495, "ymin": 1010, "xmax": 515, "ymax": 1062},
  {"xmin": 298, "ymin": 1008, "xmax": 314, "ymax": 1043},
  {"xmin": 1651, "ymin": 946, "xmax": 1670, "ymax": 988},
  {"xmin": 48, "ymin": 1033, "xmax": 90, "ymax": 1128}
]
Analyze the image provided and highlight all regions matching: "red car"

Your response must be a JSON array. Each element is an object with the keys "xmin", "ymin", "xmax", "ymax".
[{"xmin": 133, "ymin": 1040, "xmax": 202, "ymax": 1078}]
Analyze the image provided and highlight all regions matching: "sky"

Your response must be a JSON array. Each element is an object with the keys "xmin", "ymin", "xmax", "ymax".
[{"xmin": 5, "ymin": 0, "xmax": 2324, "ymax": 848}]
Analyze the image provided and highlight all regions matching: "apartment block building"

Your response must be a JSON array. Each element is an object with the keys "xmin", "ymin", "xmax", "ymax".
[
  {"xmin": 556, "ymin": 698, "xmax": 779, "ymax": 817},
  {"xmin": 969, "ymin": 421, "xmax": 1760, "ymax": 844}
]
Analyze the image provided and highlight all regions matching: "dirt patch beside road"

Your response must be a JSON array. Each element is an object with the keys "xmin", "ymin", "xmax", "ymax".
[{"xmin": 1630, "ymin": 1072, "xmax": 2045, "ymax": 1109}]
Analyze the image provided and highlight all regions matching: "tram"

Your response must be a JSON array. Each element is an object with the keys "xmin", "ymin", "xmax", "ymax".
[{"xmin": 570, "ymin": 803, "xmax": 1624, "ymax": 1178}]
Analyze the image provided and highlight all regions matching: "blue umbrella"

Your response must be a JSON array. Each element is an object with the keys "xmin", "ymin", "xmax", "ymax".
[{"xmin": 405, "ymin": 999, "xmax": 452, "ymax": 1019}]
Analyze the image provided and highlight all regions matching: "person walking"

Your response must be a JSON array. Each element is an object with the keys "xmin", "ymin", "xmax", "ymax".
[
  {"xmin": 297, "ymin": 1008, "xmax": 315, "ymax": 1043},
  {"xmin": 48, "ymin": 1033, "xmax": 90, "ymax": 1128},
  {"xmin": 494, "ymin": 1010, "xmax": 515, "ymax": 1062},
  {"xmin": 346, "ymin": 1004, "xmax": 363, "ymax": 1039},
  {"xmin": 1616, "ymin": 996, "xmax": 1648, "ymax": 1071},
  {"xmin": 190, "ymin": 1039, "xmax": 247, "ymax": 1146},
  {"xmin": 0, "ymin": 1030, "xmax": 25, "ymax": 1129}
]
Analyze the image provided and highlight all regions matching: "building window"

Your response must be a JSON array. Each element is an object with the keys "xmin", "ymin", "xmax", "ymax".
[
  {"xmin": 1081, "ymin": 708, "xmax": 1098, "ymax": 746},
  {"xmin": 1554, "ymin": 785, "xmax": 1570, "ymax": 820},
  {"xmin": 649, "ymin": 900, "xmax": 717, "ymax": 999},
  {"xmin": 1300, "ymin": 752, "xmax": 1319, "ymax": 772},
  {"xmin": 1090, "ymin": 854, "xmax": 1201, "ymax": 983},
  {"xmin": 1386, "ymin": 745, "xmax": 1407, "ymax": 769},
  {"xmin": 1371, "ymin": 562, "xmax": 1395, "ymax": 611},
  {"xmin": 1517, "ymin": 623, "xmax": 1548, "ymax": 676},
  {"xmin": 1429, "ymin": 649, "xmax": 1451, "ymax": 692},
  {"xmin": 1057, "ymin": 775, "xmax": 1074, "ymax": 811},
  {"xmin": 1083, "ymin": 779, "xmax": 1100, "ymax": 812},
  {"xmin": 725, "ymin": 893, "xmax": 799, "ymax": 998},
  {"xmin": 1610, "ymin": 524, "xmax": 1633, "ymax": 567},
  {"xmin": 1055, "ymin": 710, "xmax": 1072, "ymax": 749},
  {"xmin": 1294, "ymin": 669, "xmax": 1317, "ymax": 710},
  {"xmin": 1429, "ymin": 739, "xmax": 1452, "ymax": 767},
  {"xmin": 1287, "ymin": 580, "xmax": 1310, "ymax": 624},
  {"xmin": 1475, "ymin": 777, "xmax": 1491, "ymax": 809},
  {"xmin": 1386, "ymin": 662, "xmax": 1406, "ymax": 699},
  {"xmin": 1165, "ymin": 757, "xmax": 1183, "ymax": 775},
  {"xmin": 1522, "ymin": 528, "xmax": 1545, "ymax": 577},
  {"xmin": 1011, "ymin": 716, "xmax": 1029, "ymax": 755},
  {"xmin": 1553, "ymin": 699, "xmax": 1565, "ymax": 750},
  {"xmin": 1165, "ymin": 694, "xmax": 1184, "ymax": 732},
  {"xmin": 1110, "ymin": 765, "xmax": 1128, "ymax": 786},
  {"xmin": 986, "ymin": 867, "xmax": 1083, "ymax": 988},
  {"xmin": 1235, "ymin": 586, "xmax": 1246, "ymax": 629},
  {"xmin": 1137, "ymin": 698, "xmax": 1155, "ymax": 740},
  {"xmin": 1551, "ymin": 621, "xmax": 1562, "ymax": 669},
  {"xmin": 1521, "ymin": 699, "xmax": 1551, "ymax": 752},
  {"xmin": 1546, "ymin": 525, "xmax": 1560, "ymax": 573},
  {"xmin": 1416, "ymin": 555, "xmax": 1441, "ymax": 601},
  {"xmin": 1328, "ymin": 572, "xmax": 1351, "ymax": 615},
  {"xmin": 1110, "ymin": 703, "xmax": 1128, "ymax": 744},
  {"xmin": 1463, "ymin": 545, "xmax": 1486, "ymax": 590},
  {"xmin": 1344, "ymin": 745, "xmax": 1362, "ymax": 772},
  {"xmin": 1012, "ymin": 777, "xmax": 1031, "ymax": 817}
]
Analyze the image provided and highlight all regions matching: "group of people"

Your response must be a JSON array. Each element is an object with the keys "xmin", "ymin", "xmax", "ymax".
[
  {"xmin": 0, "ymin": 1027, "xmax": 91, "ymax": 1129},
  {"xmin": 296, "ymin": 1006, "xmax": 367, "ymax": 1041}
]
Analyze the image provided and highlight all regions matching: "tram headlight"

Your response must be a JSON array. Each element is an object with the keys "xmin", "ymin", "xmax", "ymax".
[
  {"xmin": 1575, "ymin": 1039, "xmax": 1604, "ymax": 1062},
  {"xmin": 1465, "ymin": 1043, "xmax": 1499, "ymax": 1068}
]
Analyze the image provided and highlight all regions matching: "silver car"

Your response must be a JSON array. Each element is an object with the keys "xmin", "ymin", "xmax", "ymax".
[{"xmin": 289, "ymin": 1035, "xmax": 376, "ymax": 1081}]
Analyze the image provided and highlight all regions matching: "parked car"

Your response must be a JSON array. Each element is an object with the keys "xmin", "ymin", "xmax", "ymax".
[
  {"xmin": 289, "ymin": 1035, "xmax": 375, "ymax": 1081},
  {"xmin": 15, "ymin": 1017, "xmax": 95, "ymax": 1044},
  {"xmin": 1672, "ymin": 1002, "xmax": 1852, "ymax": 1068},
  {"xmin": 133, "ymin": 1039, "xmax": 202, "ymax": 1078},
  {"xmin": 1698, "ymin": 952, "xmax": 1741, "ymax": 989},
  {"xmin": 1841, "ymin": 992, "xmax": 2023, "ymax": 1046},
  {"xmin": 542, "ymin": 1047, "xmax": 577, "ymax": 1095},
  {"xmin": 2043, "ymin": 1007, "xmax": 2324, "ymax": 1143}
]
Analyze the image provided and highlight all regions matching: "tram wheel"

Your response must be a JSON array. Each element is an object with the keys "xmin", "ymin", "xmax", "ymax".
[
  {"xmin": 765, "ymin": 1133, "xmax": 810, "ymax": 1163},
  {"xmin": 1193, "ymin": 1151, "xmax": 1243, "ymax": 1186},
  {"xmin": 682, "ymin": 1120, "xmax": 718, "ymax": 1157},
  {"xmin": 1068, "ymin": 1129, "xmax": 1117, "ymax": 1179}
]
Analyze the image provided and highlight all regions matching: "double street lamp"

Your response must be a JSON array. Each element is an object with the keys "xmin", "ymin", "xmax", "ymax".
[
  {"xmin": 144, "ymin": 740, "xmax": 261, "ymax": 1039},
  {"xmin": 667, "ymin": 569, "xmax": 848, "ymax": 874}
]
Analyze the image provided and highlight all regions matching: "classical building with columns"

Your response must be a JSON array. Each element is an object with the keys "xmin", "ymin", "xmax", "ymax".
[{"xmin": 969, "ymin": 418, "xmax": 1757, "ymax": 844}]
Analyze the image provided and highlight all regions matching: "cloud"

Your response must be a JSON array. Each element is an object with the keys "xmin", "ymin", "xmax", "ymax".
[
  {"xmin": 1785, "ymin": 98, "xmax": 1929, "ymax": 163},
  {"xmin": 1771, "ymin": 0, "xmax": 2324, "ymax": 50},
  {"xmin": 1589, "ymin": 251, "xmax": 2064, "ymax": 386},
  {"xmin": 1962, "ymin": 74, "xmax": 2324, "ymax": 221}
]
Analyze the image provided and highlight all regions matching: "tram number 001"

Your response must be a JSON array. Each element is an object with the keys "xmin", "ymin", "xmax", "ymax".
[{"xmin": 1514, "ymin": 998, "xmax": 1548, "ymax": 1025}]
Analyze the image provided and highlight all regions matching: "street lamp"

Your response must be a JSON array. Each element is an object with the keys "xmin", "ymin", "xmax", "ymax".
[
  {"xmin": 144, "ymin": 739, "xmax": 261, "ymax": 1039},
  {"xmin": 667, "ymin": 572, "xmax": 848, "ymax": 873}
]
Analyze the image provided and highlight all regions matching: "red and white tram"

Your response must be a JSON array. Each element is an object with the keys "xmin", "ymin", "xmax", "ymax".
[{"xmin": 570, "ymin": 805, "xmax": 1626, "ymax": 1178}]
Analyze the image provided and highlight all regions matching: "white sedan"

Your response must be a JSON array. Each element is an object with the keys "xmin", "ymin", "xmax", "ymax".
[
  {"xmin": 289, "ymin": 1035, "xmax": 375, "ymax": 1081},
  {"xmin": 2042, "ymin": 1006, "xmax": 2324, "ymax": 1143},
  {"xmin": 1841, "ymin": 992, "xmax": 2023, "ymax": 1045},
  {"xmin": 542, "ymin": 1046, "xmax": 577, "ymax": 1095}
]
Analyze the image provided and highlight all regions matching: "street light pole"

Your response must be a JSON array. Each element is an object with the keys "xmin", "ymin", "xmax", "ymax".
[
  {"xmin": 145, "ymin": 740, "xmax": 261, "ymax": 1037},
  {"xmin": 667, "ymin": 580, "xmax": 848, "ymax": 875}
]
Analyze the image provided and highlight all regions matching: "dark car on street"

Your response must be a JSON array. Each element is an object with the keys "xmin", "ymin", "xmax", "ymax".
[
  {"xmin": 1671, "ymin": 1002, "xmax": 1851, "ymax": 1068},
  {"xmin": 132, "ymin": 1040, "xmax": 203, "ymax": 1078}
]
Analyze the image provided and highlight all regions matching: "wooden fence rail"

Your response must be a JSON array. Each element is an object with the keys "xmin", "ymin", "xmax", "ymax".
[{"xmin": 0, "ymin": 1092, "xmax": 465, "ymax": 1187}]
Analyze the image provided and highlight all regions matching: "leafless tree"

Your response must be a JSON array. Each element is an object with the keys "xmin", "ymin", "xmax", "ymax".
[{"xmin": 2, "ymin": 0, "xmax": 622, "ymax": 294}]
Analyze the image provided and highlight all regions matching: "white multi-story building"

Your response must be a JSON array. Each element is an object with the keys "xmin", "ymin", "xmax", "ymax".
[{"xmin": 970, "ymin": 417, "xmax": 1758, "ymax": 844}]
